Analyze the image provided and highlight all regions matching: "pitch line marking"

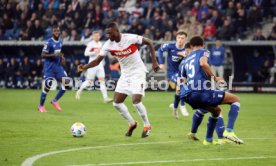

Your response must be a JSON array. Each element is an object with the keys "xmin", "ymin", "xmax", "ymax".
[
  {"xmin": 21, "ymin": 138, "xmax": 276, "ymax": 166},
  {"xmin": 21, "ymin": 141, "xmax": 182, "ymax": 166},
  {"xmin": 69, "ymin": 156, "xmax": 276, "ymax": 166}
]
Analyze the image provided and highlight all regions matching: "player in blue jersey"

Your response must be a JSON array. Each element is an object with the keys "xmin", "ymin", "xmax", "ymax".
[
  {"xmin": 158, "ymin": 31, "xmax": 189, "ymax": 119},
  {"xmin": 210, "ymin": 39, "xmax": 225, "ymax": 78},
  {"xmin": 179, "ymin": 42, "xmax": 228, "ymax": 144},
  {"xmin": 38, "ymin": 25, "xmax": 70, "ymax": 112},
  {"xmin": 179, "ymin": 36, "xmax": 243, "ymax": 145}
]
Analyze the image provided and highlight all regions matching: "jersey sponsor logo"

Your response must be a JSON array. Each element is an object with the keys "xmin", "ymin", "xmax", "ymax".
[
  {"xmin": 172, "ymin": 55, "xmax": 183, "ymax": 62},
  {"xmin": 109, "ymin": 44, "xmax": 138, "ymax": 58}
]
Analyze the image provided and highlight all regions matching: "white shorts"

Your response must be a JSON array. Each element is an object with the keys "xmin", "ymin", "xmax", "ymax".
[
  {"xmin": 115, "ymin": 72, "xmax": 146, "ymax": 96},
  {"xmin": 86, "ymin": 65, "xmax": 105, "ymax": 80}
]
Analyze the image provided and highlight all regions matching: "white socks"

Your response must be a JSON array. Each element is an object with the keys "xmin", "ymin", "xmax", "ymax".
[
  {"xmin": 79, "ymin": 80, "xmax": 92, "ymax": 91},
  {"xmin": 100, "ymin": 81, "xmax": 108, "ymax": 99},
  {"xmin": 113, "ymin": 102, "xmax": 135, "ymax": 125},
  {"xmin": 133, "ymin": 102, "xmax": 150, "ymax": 126},
  {"xmin": 113, "ymin": 102, "xmax": 150, "ymax": 127}
]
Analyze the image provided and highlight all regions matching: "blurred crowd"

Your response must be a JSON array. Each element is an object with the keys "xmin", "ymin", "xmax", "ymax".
[{"xmin": 0, "ymin": 0, "xmax": 276, "ymax": 42}]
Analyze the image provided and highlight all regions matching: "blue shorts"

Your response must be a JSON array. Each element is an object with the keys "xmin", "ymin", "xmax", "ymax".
[
  {"xmin": 183, "ymin": 90, "xmax": 225, "ymax": 109},
  {"xmin": 168, "ymin": 73, "xmax": 179, "ymax": 83},
  {"xmin": 43, "ymin": 65, "xmax": 67, "ymax": 80}
]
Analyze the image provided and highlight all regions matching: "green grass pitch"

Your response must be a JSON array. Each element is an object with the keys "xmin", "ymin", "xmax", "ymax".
[{"xmin": 0, "ymin": 89, "xmax": 276, "ymax": 166}]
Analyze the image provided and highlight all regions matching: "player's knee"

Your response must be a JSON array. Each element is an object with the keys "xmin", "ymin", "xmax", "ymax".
[{"xmin": 132, "ymin": 99, "xmax": 142, "ymax": 104}]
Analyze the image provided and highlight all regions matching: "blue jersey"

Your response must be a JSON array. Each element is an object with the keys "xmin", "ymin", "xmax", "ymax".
[
  {"xmin": 42, "ymin": 37, "xmax": 67, "ymax": 79},
  {"xmin": 180, "ymin": 48, "xmax": 210, "ymax": 96},
  {"xmin": 42, "ymin": 37, "xmax": 63, "ymax": 71},
  {"xmin": 158, "ymin": 43, "xmax": 185, "ymax": 78},
  {"xmin": 210, "ymin": 46, "xmax": 224, "ymax": 66}
]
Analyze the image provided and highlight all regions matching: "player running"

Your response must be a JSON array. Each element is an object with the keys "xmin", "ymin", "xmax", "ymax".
[
  {"xmin": 38, "ymin": 25, "xmax": 70, "ymax": 112},
  {"xmin": 179, "ymin": 36, "xmax": 243, "ymax": 145},
  {"xmin": 78, "ymin": 22, "xmax": 159, "ymax": 138},
  {"xmin": 75, "ymin": 31, "xmax": 113, "ymax": 103},
  {"xmin": 158, "ymin": 31, "xmax": 189, "ymax": 119}
]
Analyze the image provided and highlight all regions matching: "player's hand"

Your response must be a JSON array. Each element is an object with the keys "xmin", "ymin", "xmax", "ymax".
[
  {"xmin": 214, "ymin": 77, "xmax": 224, "ymax": 82},
  {"xmin": 55, "ymin": 52, "xmax": 64, "ymax": 57},
  {"xmin": 77, "ymin": 64, "xmax": 86, "ymax": 72},
  {"xmin": 152, "ymin": 62, "xmax": 160, "ymax": 72},
  {"xmin": 159, "ymin": 64, "xmax": 165, "ymax": 70}
]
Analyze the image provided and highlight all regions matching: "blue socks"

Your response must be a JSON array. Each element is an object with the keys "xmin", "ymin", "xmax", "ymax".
[
  {"xmin": 226, "ymin": 102, "xmax": 240, "ymax": 132},
  {"xmin": 180, "ymin": 98, "xmax": 185, "ymax": 106},
  {"xmin": 191, "ymin": 109, "xmax": 206, "ymax": 133},
  {"xmin": 206, "ymin": 116, "xmax": 218, "ymax": 142},
  {"xmin": 173, "ymin": 94, "xmax": 180, "ymax": 109},
  {"xmin": 39, "ymin": 92, "xmax": 47, "ymax": 106},
  {"xmin": 53, "ymin": 88, "xmax": 66, "ymax": 102},
  {"xmin": 216, "ymin": 116, "xmax": 225, "ymax": 139}
]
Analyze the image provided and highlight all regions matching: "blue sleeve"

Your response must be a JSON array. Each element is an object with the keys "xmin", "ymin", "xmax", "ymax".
[
  {"xmin": 179, "ymin": 63, "xmax": 186, "ymax": 78},
  {"xmin": 157, "ymin": 43, "xmax": 169, "ymax": 64},
  {"xmin": 42, "ymin": 41, "xmax": 52, "ymax": 53}
]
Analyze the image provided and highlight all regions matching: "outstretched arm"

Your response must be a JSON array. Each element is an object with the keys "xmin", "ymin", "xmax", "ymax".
[
  {"xmin": 142, "ymin": 37, "xmax": 159, "ymax": 72},
  {"xmin": 77, "ymin": 55, "xmax": 104, "ymax": 72}
]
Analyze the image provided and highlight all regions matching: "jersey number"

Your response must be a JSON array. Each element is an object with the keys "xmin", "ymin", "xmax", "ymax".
[{"xmin": 185, "ymin": 59, "xmax": 195, "ymax": 78}]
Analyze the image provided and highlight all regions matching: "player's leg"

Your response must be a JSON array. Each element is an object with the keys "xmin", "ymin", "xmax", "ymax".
[
  {"xmin": 97, "ymin": 66, "xmax": 113, "ymax": 103},
  {"xmin": 113, "ymin": 79, "xmax": 137, "ymax": 136},
  {"xmin": 269, "ymin": 67, "xmax": 276, "ymax": 84},
  {"xmin": 218, "ymin": 66, "xmax": 224, "ymax": 78},
  {"xmin": 220, "ymin": 92, "xmax": 244, "ymax": 144},
  {"xmin": 38, "ymin": 76, "xmax": 54, "ymax": 112},
  {"xmin": 132, "ymin": 94, "xmax": 151, "ymax": 138},
  {"xmin": 188, "ymin": 108, "xmax": 207, "ymax": 141},
  {"xmin": 51, "ymin": 69, "xmax": 69, "ymax": 111},
  {"xmin": 76, "ymin": 68, "xmax": 95, "ymax": 99},
  {"xmin": 169, "ymin": 74, "xmax": 180, "ymax": 118},
  {"xmin": 176, "ymin": 87, "xmax": 189, "ymax": 116},
  {"xmin": 203, "ymin": 106, "xmax": 221, "ymax": 145}
]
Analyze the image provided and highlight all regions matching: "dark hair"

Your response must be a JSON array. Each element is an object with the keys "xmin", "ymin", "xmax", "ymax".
[
  {"xmin": 176, "ymin": 30, "xmax": 187, "ymax": 37},
  {"xmin": 52, "ymin": 24, "xmax": 59, "ymax": 29},
  {"xmin": 107, "ymin": 22, "xmax": 118, "ymax": 29},
  {"xmin": 184, "ymin": 42, "xmax": 191, "ymax": 49},
  {"xmin": 190, "ymin": 36, "xmax": 204, "ymax": 47}
]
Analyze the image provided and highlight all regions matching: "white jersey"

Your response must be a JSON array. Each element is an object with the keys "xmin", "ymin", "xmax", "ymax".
[
  {"xmin": 84, "ymin": 40, "xmax": 103, "ymax": 64},
  {"xmin": 99, "ymin": 33, "xmax": 147, "ymax": 77}
]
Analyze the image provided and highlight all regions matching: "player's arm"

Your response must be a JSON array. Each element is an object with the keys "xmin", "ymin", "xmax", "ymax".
[
  {"xmin": 77, "ymin": 55, "xmax": 104, "ymax": 72},
  {"xmin": 41, "ymin": 51, "xmax": 63, "ymax": 58},
  {"xmin": 200, "ymin": 56, "xmax": 223, "ymax": 82},
  {"xmin": 157, "ymin": 43, "xmax": 169, "ymax": 69},
  {"xmin": 142, "ymin": 37, "xmax": 159, "ymax": 72},
  {"xmin": 41, "ymin": 42, "xmax": 63, "ymax": 58}
]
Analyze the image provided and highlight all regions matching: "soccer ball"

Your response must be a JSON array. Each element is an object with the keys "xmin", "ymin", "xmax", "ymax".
[{"xmin": 71, "ymin": 122, "xmax": 86, "ymax": 137}]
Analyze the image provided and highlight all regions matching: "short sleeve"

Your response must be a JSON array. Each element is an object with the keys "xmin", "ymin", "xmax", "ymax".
[
  {"xmin": 160, "ymin": 43, "xmax": 170, "ymax": 52},
  {"xmin": 203, "ymin": 50, "xmax": 210, "ymax": 58},
  {"xmin": 99, "ymin": 41, "xmax": 109, "ymax": 57},
  {"xmin": 42, "ymin": 41, "xmax": 51, "ymax": 53},
  {"xmin": 128, "ymin": 34, "xmax": 143, "ymax": 44}
]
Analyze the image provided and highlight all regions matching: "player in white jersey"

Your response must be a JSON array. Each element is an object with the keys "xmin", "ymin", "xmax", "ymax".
[
  {"xmin": 76, "ymin": 31, "xmax": 113, "ymax": 103},
  {"xmin": 78, "ymin": 22, "xmax": 159, "ymax": 138}
]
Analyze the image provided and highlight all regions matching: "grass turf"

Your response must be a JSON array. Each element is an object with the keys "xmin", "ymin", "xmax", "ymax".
[{"xmin": 0, "ymin": 89, "xmax": 276, "ymax": 166}]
